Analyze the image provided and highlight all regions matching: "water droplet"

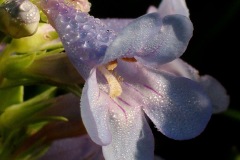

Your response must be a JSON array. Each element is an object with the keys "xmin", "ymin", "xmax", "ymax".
[
  {"xmin": 48, "ymin": 0, "xmax": 60, "ymax": 10},
  {"xmin": 83, "ymin": 24, "xmax": 91, "ymax": 30},
  {"xmin": 75, "ymin": 13, "xmax": 88, "ymax": 23},
  {"xmin": 80, "ymin": 31, "xmax": 87, "ymax": 39},
  {"xmin": 97, "ymin": 34, "xmax": 109, "ymax": 43}
]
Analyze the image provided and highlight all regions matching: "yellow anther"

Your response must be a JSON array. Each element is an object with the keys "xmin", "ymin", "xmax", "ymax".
[
  {"xmin": 122, "ymin": 57, "xmax": 137, "ymax": 62},
  {"xmin": 98, "ymin": 66, "xmax": 122, "ymax": 98},
  {"xmin": 113, "ymin": 71, "xmax": 123, "ymax": 82},
  {"xmin": 107, "ymin": 60, "xmax": 118, "ymax": 71}
]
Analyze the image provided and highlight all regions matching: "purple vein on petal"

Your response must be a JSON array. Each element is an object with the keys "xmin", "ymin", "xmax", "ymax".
[
  {"xmin": 123, "ymin": 82, "xmax": 144, "ymax": 97},
  {"xmin": 143, "ymin": 84, "xmax": 163, "ymax": 97},
  {"xmin": 110, "ymin": 98, "xmax": 127, "ymax": 117},
  {"xmin": 118, "ymin": 97, "xmax": 131, "ymax": 107},
  {"xmin": 97, "ymin": 90, "xmax": 100, "ymax": 99}
]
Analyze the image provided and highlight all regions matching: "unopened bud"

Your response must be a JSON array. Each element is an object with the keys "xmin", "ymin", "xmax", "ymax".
[{"xmin": 0, "ymin": 0, "xmax": 40, "ymax": 38}]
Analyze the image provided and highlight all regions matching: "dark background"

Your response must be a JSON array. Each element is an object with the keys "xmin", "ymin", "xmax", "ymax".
[{"xmin": 89, "ymin": 0, "xmax": 240, "ymax": 159}]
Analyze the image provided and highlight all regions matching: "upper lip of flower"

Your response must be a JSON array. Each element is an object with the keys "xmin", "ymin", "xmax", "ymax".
[
  {"xmin": 38, "ymin": 0, "xmax": 193, "ymax": 70},
  {"xmin": 101, "ymin": 13, "xmax": 193, "ymax": 68}
]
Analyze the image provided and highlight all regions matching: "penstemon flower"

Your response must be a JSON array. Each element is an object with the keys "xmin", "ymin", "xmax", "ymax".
[{"xmin": 36, "ymin": 0, "xmax": 229, "ymax": 159}]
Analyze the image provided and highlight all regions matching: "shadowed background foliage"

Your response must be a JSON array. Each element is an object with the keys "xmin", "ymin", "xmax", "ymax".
[{"xmin": 89, "ymin": 0, "xmax": 240, "ymax": 159}]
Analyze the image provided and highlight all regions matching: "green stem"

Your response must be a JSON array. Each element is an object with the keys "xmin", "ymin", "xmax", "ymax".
[
  {"xmin": 0, "ymin": 45, "xmax": 13, "ymax": 85},
  {"xmin": 223, "ymin": 109, "xmax": 240, "ymax": 121}
]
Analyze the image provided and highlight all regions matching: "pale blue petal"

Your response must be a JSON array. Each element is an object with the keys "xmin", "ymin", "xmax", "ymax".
[
  {"xmin": 116, "ymin": 60, "xmax": 212, "ymax": 140},
  {"xmin": 101, "ymin": 19, "xmax": 132, "ymax": 33},
  {"xmin": 142, "ymin": 72, "xmax": 212, "ymax": 140},
  {"xmin": 103, "ymin": 13, "xmax": 193, "ymax": 66},
  {"xmin": 158, "ymin": 58, "xmax": 199, "ymax": 80},
  {"xmin": 80, "ymin": 69, "xmax": 112, "ymax": 145},
  {"xmin": 159, "ymin": 60, "xmax": 230, "ymax": 113},
  {"xmin": 147, "ymin": 6, "xmax": 158, "ymax": 13},
  {"xmin": 158, "ymin": 0, "xmax": 189, "ymax": 18},
  {"xmin": 199, "ymin": 75, "xmax": 230, "ymax": 113},
  {"xmin": 102, "ymin": 84, "xmax": 154, "ymax": 160}
]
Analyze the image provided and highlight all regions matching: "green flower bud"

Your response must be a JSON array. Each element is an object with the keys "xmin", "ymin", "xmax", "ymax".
[{"xmin": 0, "ymin": 0, "xmax": 40, "ymax": 38}]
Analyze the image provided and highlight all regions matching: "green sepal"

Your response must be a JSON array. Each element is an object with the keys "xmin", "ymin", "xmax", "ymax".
[
  {"xmin": 26, "ymin": 52, "xmax": 83, "ymax": 85},
  {"xmin": 10, "ymin": 23, "xmax": 62, "ymax": 53},
  {"xmin": 40, "ymin": 11, "xmax": 48, "ymax": 23}
]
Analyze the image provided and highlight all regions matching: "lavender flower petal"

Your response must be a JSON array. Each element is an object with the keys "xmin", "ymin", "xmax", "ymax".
[
  {"xmin": 102, "ymin": 83, "xmax": 154, "ymax": 160},
  {"xmin": 159, "ymin": 59, "xmax": 230, "ymax": 113},
  {"xmin": 101, "ymin": 19, "xmax": 132, "ymax": 33},
  {"xmin": 104, "ymin": 13, "xmax": 193, "ymax": 66},
  {"xmin": 81, "ymin": 69, "xmax": 111, "ymax": 145},
  {"xmin": 147, "ymin": 5, "xmax": 158, "ymax": 14},
  {"xmin": 116, "ymin": 60, "xmax": 212, "ymax": 140},
  {"xmin": 199, "ymin": 75, "xmax": 230, "ymax": 113},
  {"xmin": 158, "ymin": 0, "xmax": 189, "ymax": 18},
  {"xmin": 82, "ymin": 68, "xmax": 154, "ymax": 159},
  {"xmin": 39, "ymin": 0, "xmax": 117, "ymax": 66},
  {"xmin": 158, "ymin": 58, "xmax": 199, "ymax": 80}
]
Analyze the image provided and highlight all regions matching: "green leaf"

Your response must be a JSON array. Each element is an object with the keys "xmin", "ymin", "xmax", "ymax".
[
  {"xmin": 0, "ymin": 78, "xmax": 38, "ymax": 89},
  {"xmin": 1, "ymin": 53, "xmax": 36, "ymax": 78},
  {"xmin": 0, "ymin": 87, "xmax": 57, "ymax": 130},
  {"xmin": 0, "ymin": 86, "xmax": 23, "ymax": 113},
  {"xmin": 27, "ymin": 116, "xmax": 68, "ymax": 135}
]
